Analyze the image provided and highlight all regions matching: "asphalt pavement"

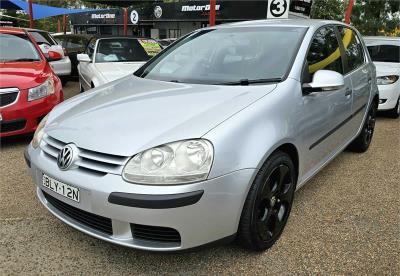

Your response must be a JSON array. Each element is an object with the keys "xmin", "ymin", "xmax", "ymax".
[{"xmin": 0, "ymin": 81, "xmax": 399, "ymax": 275}]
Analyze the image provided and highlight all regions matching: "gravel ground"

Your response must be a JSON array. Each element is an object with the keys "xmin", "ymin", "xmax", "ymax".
[{"xmin": 1, "ymin": 81, "xmax": 399, "ymax": 275}]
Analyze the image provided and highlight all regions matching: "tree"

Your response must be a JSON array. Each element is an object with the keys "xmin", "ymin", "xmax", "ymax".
[
  {"xmin": 311, "ymin": 0, "xmax": 400, "ymax": 36},
  {"xmin": 351, "ymin": 0, "xmax": 400, "ymax": 36},
  {"xmin": 310, "ymin": 0, "xmax": 345, "ymax": 21}
]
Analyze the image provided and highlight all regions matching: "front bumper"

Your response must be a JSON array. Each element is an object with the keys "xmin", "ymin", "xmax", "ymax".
[
  {"xmin": 378, "ymin": 81, "xmax": 400, "ymax": 110},
  {"xmin": 27, "ymin": 145, "xmax": 255, "ymax": 251}
]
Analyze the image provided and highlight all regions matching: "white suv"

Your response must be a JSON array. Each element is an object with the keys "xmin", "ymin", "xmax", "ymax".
[
  {"xmin": 27, "ymin": 28, "xmax": 71, "ymax": 85},
  {"xmin": 365, "ymin": 36, "xmax": 400, "ymax": 118}
]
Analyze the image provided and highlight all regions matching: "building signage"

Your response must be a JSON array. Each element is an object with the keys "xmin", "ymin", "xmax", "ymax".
[
  {"xmin": 267, "ymin": 0, "xmax": 290, "ymax": 19},
  {"xmin": 70, "ymin": 1, "xmax": 313, "ymax": 27},
  {"xmin": 154, "ymin": 6, "xmax": 163, "ymax": 18},
  {"xmin": 91, "ymin": 13, "xmax": 116, "ymax": 19},
  {"xmin": 289, "ymin": 0, "xmax": 312, "ymax": 18},
  {"xmin": 130, "ymin": 10, "xmax": 139, "ymax": 24},
  {"xmin": 181, "ymin": 4, "xmax": 221, "ymax": 12}
]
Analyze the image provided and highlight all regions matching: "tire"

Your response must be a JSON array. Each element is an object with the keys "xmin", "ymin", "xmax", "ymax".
[
  {"xmin": 237, "ymin": 151, "xmax": 296, "ymax": 251},
  {"xmin": 347, "ymin": 102, "xmax": 377, "ymax": 153},
  {"xmin": 61, "ymin": 77, "xmax": 68, "ymax": 86},
  {"xmin": 79, "ymin": 81, "xmax": 84, "ymax": 93},
  {"xmin": 388, "ymin": 96, "xmax": 400, "ymax": 119}
]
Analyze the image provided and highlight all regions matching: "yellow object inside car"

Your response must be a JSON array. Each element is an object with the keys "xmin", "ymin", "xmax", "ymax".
[{"xmin": 309, "ymin": 28, "xmax": 353, "ymax": 74}]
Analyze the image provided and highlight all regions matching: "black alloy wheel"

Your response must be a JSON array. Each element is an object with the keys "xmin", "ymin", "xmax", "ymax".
[
  {"xmin": 388, "ymin": 96, "xmax": 400, "ymax": 119},
  {"xmin": 348, "ymin": 102, "xmax": 377, "ymax": 153},
  {"xmin": 364, "ymin": 105, "xmax": 376, "ymax": 146},
  {"xmin": 238, "ymin": 151, "xmax": 296, "ymax": 251}
]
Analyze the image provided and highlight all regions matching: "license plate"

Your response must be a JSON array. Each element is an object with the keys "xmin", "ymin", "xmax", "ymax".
[{"xmin": 42, "ymin": 174, "xmax": 80, "ymax": 202}]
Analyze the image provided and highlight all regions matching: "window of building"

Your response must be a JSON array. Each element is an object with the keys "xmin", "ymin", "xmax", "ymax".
[
  {"xmin": 168, "ymin": 29, "xmax": 181, "ymax": 39},
  {"xmin": 86, "ymin": 26, "xmax": 97, "ymax": 35},
  {"xmin": 100, "ymin": 26, "xmax": 112, "ymax": 35},
  {"xmin": 159, "ymin": 29, "xmax": 167, "ymax": 39}
]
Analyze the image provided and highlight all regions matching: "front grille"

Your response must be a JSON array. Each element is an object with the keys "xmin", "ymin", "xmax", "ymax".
[
  {"xmin": 0, "ymin": 119, "xmax": 26, "ymax": 133},
  {"xmin": 131, "ymin": 223, "xmax": 181, "ymax": 244},
  {"xmin": 0, "ymin": 88, "xmax": 19, "ymax": 107},
  {"xmin": 40, "ymin": 135, "xmax": 129, "ymax": 175},
  {"xmin": 43, "ymin": 191, "xmax": 113, "ymax": 235}
]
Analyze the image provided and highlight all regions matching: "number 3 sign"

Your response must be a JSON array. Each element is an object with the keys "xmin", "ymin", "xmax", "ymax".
[{"xmin": 267, "ymin": 0, "xmax": 290, "ymax": 19}]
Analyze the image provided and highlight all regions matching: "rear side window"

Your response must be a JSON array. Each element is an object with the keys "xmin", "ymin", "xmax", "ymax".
[
  {"xmin": 337, "ymin": 26, "xmax": 365, "ymax": 73},
  {"xmin": 29, "ymin": 31, "xmax": 56, "ymax": 46},
  {"xmin": 367, "ymin": 45, "xmax": 400, "ymax": 63},
  {"xmin": 86, "ymin": 38, "xmax": 97, "ymax": 58},
  {"xmin": 67, "ymin": 36, "xmax": 87, "ymax": 48},
  {"xmin": 54, "ymin": 36, "xmax": 65, "ymax": 46},
  {"xmin": 307, "ymin": 26, "xmax": 343, "ymax": 75}
]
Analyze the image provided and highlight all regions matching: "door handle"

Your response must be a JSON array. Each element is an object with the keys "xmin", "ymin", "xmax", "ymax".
[{"xmin": 345, "ymin": 88, "xmax": 352, "ymax": 96}]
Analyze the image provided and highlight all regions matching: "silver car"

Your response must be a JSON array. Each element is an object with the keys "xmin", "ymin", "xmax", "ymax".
[
  {"xmin": 27, "ymin": 29, "xmax": 72, "ymax": 84},
  {"xmin": 25, "ymin": 20, "xmax": 378, "ymax": 252}
]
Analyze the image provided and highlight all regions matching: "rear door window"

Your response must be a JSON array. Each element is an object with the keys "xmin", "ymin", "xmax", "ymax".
[{"xmin": 337, "ymin": 26, "xmax": 365, "ymax": 73}]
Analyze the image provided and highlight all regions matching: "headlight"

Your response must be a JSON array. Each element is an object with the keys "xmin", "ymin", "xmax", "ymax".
[
  {"xmin": 28, "ymin": 77, "xmax": 55, "ymax": 101},
  {"xmin": 31, "ymin": 114, "xmax": 48, "ymax": 149},
  {"xmin": 376, "ymin": 75, "xmax": 399, "ymax": 85},
  {"xmin": 123, "ymin": 139, "xmax": 214, "ymax": 185}
]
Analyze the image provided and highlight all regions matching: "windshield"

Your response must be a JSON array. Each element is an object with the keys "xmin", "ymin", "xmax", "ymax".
[
  {"xmin": 367, "ymin": 45, "xmax": 400, "ymax": 63},
  {"xmin": 135, "ymin": 26, "xmax": 307, "ymax": 85},
  {"xmin": 0, "ymin": 33, "xmax": 41, "ymax": 62},
  {"xmin": 95, "ymin": 38, "xmax": 150, "ymax": 63}
]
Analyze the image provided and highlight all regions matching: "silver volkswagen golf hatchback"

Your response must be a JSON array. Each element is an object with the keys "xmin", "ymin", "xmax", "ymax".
[{"xmin": 26, "ymin": 20, "xmax": 378, "ymax": 252}]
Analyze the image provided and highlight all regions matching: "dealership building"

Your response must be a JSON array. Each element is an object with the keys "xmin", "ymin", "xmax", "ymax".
[{"xmin": 70, "ymin": 0, "xmax": 313, "ymax": 39}]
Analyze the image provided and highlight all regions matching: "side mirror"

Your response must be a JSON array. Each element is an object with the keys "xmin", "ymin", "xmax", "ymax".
[
  {"xmin": 47, "ymin": 50, "xmax": 63, "ymax": 61},
  {"xmin": 77, "ymin": 53, "xmax": 91, "ymax": 63},
  {"xmin": 302, "ymin": 70, "xmax": 345, "ymax": 94}
]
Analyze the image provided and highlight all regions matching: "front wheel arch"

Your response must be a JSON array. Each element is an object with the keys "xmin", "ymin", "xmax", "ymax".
[
  {"xmin": 237, "ymin": 150, "xmax": 297, "ymax": 251},
  {"xmin": 274, "ymin": 143, "xmax": 299, "ymax": 186}
]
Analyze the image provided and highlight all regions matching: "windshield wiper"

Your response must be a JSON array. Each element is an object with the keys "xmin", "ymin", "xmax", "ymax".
[
  {"xmin": 220, "ymin": 78, "xmax": 282, "ymax": 86},
  {"xmin": 6, "ymin": 58, "xmax": 40, "ymax": 62}
]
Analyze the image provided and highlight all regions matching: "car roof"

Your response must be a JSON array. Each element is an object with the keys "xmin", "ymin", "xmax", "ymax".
[
  {"xmin": 89, "ymin": 35, "xmax": 154, "ymax": 40},
  {"xmin": 221, "ymin": 19, "xmax": 348, "ymax": 29},
  {"xmin": 52, "ymin": 33, "xmax": 89, "ymax": 38},
  {"xmin": 23, "ymin": 28, "xmax": 50, "ymax": 33},
  {"xmin": 0, "ymin": 26, "xmax": 26, "ymax": 34},
  {"xmin": 363, "ymin": 36, "xmax": 400, "ymax": 42}
]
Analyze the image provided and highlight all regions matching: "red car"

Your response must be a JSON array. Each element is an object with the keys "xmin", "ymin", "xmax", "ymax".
[{"xmin": 0, "ymin": 27, "xmax": 64, "ymax": 138}]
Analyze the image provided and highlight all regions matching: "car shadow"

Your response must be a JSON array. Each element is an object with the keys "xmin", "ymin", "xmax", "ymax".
[
  {"xmin": 0, "ymin": 134, "xmax": 33, "ymax": 149},
  {"xmin": 377, "ymin": 110, "xmax": 396, "ymax": 119}
]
